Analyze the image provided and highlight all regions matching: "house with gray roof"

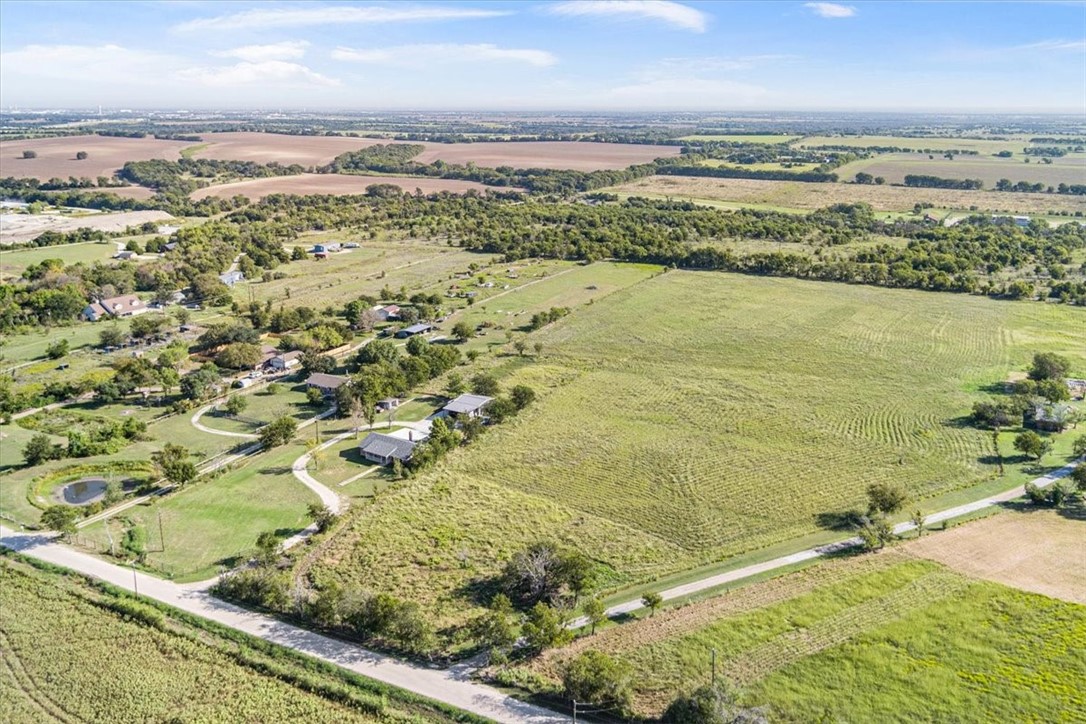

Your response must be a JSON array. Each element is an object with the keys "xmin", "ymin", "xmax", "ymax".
[
  {"xmin": 305, "ymin": 372, "xmax": 349, "ymax": 396},
  {"xmin": 395, "ymin": 322, "xmax": 434, "ymax": 339},
  {"xmin": 442, "ymin": 393, "xmax": 493, "ymax": 419},
  {"xmin": 358, "ymin": 431, "xmax": 423, "ymax": 465},
  {"xmin": 1027, "ymin": 402, "xmax": 1074, "ymax": 433}
]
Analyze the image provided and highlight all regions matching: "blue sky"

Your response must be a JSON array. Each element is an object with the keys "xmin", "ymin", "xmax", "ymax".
[{"xmin": 1, "ymin": 1, "xmax": 1083, "ymax": 112}]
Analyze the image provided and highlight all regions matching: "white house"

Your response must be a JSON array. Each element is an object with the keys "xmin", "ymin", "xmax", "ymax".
[
  {"xmin": 219, "ymin": 271, "xmax": 245, "ymax": 286},
  {"xmin": 373, "ymin": 304, "xmax": 401, "ymax": 321},
  {"xmin": 267, "ymin": 350, "xmax": 303, "ymax": 372}
]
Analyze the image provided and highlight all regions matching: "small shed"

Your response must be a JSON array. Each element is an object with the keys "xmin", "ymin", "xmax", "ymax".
[{"xmin": 442, "ymin": 394, "xmax": 493, "ymax": 419}]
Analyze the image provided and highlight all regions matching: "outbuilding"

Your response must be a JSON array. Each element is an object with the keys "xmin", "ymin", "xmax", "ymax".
[
  {"xmin": 442, "ymin": 393, "xmax": 493, "ymax": 419},
  {"xmin": 395, "ymin": 323, "xmax": 433, "ymax": 339}
]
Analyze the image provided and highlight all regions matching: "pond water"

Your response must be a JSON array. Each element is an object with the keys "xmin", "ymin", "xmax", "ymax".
[{"xmin": 58, "ymin": 477, "xmax": 139, "ymax": 506}]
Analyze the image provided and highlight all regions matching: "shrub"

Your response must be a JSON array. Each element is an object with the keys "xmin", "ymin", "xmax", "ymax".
[{"xmin": 561, "ymin": 651, "xmax": 632, "ymax": 715}]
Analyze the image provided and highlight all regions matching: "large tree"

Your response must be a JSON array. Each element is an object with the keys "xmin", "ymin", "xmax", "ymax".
[
  {"xmin": 152, "ymin": 443, "xmax": 197, "ymax": 485},
  {"xmin": 1029, "ymin": 352, "xmax": 1071, "ymax": 382},
  {"xmin": 259, "ymin": 415, "xmax": 298, "ymax": 448}
]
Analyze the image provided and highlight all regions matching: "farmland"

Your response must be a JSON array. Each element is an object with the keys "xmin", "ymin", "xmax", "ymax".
[
  {"xmin": 0, "ymin": 134, "xmax": 190, "ymax": 180},
  {"xmin": 188, "ymin": 131, "xmax": 680, "ymax": 171},
  {"xmin": 191, "ymin": 172, "xmax": 499, "ymax": 200},
  {"xmin": 0, "ymin": 557, "xmax": 472, "ymax": 722},
  {"xmin": 0, "ymin": 240, "xmax": 118, "ymax": 278},
  {"xmin": 520, "ymin": 553, "xmax": 1086, "ymax": 719},
  {"xmin": 794, "ymin": 135, "xmax": 1030, "ymax": 154},
  {"xmin": 309, "ymin": 271, "xmax": 1086, "ymax": 629},
  {"xmin": 0, "ymin": 209, "xmax": 174, "ymax": 245},
  {"xmin": 834, "ymin": 151, "xmax": 1086, "ymax": 187},
  {"xmin": 608, "ymin": 174, "xmax": 1086, "ymax": 215}
]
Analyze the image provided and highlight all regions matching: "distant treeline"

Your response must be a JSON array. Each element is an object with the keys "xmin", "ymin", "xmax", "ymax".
[
  {"xmin": 658, "ymin": 165, "xmax": 839, "ymax": 183},
  {"xmin": 807, "ymin": 144, "xmax": 980, "ymax": 155},
  {"xmin": 903, "ymin": 174, "xmax": 984, "ymax": 190}
]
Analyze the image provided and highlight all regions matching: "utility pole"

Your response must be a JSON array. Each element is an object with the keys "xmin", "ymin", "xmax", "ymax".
[
  {"xmin": 131, "ymin": 562, "xmax": 139, "ymax": 597},
  {"xmin": 158, "ymin": 510, "xmax": 165, "ymax": 552},
  {"xmin": 711, "ymin": 648, "xmax": 717, "ymax": 685}
]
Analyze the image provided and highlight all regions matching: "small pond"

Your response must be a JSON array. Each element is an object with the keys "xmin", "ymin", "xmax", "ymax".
[{"xmin": 57, "ymin": 477, "xmax": 140, "ymax": 506}]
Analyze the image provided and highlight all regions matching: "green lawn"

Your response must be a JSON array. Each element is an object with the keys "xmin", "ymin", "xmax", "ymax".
[
  {"xmin": 79, "ymin": 443, "xmax": 317, "ymax": 581},
  {"xmin": 0, "ymin": 240, "xmax": 119, "ymax": 279},
  {"xmin": 198, "ymin": 380, "xmax": 318, "ymax": 435},
  {"xmin": 311, "ymin": 271, "xmax": 1086, "ymax": 634}
]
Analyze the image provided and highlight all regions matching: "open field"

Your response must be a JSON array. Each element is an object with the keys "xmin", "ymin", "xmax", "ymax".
[
  {"xmin": 907, "ymin": 507, "xmax": 1086, "ymax": 604},
  {"xmin": 0, "ymin": 558, "xmax": 468, "ymax": 722},
  {"xmin": 1, "ymin": 209, "xmax": 174, "ymax": 245},
  {"xmin": 188, "ymin": 131, "xmax": 389, "ymax": 166},
  {"xmin": 191, "ymin": 172, "xmax": 498, "ymax": 200},
  {"xmin": 795, "ymin": 135, "xmax": 1030, "ymax": 154},
  {"xmin": 523, "ymin": 554, "xmax": 1086, "ymax": 719},
  {"xmin": 835, "ymin": 151, "xmax": 1086, "ymax": 187},
  {"xmin": 0, "ymin": 134, "xmax": 190, "ymax": 181},
  {"xmin": 410, "ymin": 140, "xmax": 680, "ymax": 171},
  {"xmin": 609, "ymin": 175, "xmax": 1086, "ymax": 215},
  {"xmin": 0, "ymin": 240, "xmax": 119, "ymax": 278},
  {"xmin": 680, "ymin": 134, "xmax": 801, "ymax": 144},
  {"xmin": 79, "ymin": 442, "xmax": 316, "ymax": 581},
  {"xmin": 310, "ymin": 271, "xmax": 1086, "ymax": 628}
]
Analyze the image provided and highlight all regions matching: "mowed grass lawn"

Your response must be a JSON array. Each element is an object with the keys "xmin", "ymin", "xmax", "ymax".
[
  {"xmin": 80, "ymin": 443, "xmax": 316, "ymax": 581},
  {"xmin": 312, "ymin": 271, "xmax": 1086, "ymax": 627},
  {"xmin": 0, "ymin": 240, "xmax": 118, "ymax": 279}
]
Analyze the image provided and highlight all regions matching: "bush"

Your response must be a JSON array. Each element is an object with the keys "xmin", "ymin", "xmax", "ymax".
[
  {"xmin": 561, "ymin": 651, "xmax": 632, "ymax": 715},
  {"xmin": 260, "ymin": 415, "xmax": 298, "ymax": 448},
  {"xmin": 663, "ymin": 681, "xmax": 767, "ymax": 724},
  {"xmin": 522, "ymin": 602, "xmax": 573, "ymax": 653}
]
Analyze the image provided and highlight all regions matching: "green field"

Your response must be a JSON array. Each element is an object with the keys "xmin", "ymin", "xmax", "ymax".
[
  {"xmin": 0, "ymin": 241, "xmax": 119, "ymax": 279},
  {"xmin": 679, "ymin": 134, "xmax": 801, "ymax": 144},
  {"xmin": 795, "ymin": 135, "xmax": 1029, "ymax": 154},
  {"xmin": 0, "ymin": 558, "xmax": 472, "ymax": 722},
  {"xmin": 311, "ymin": 270, "xmax": 1086, "ymax": 632},
  {"xmin": 522, "ymin": 556, "xmax": 1086, "ymax": 720},
  {"xmin": 78, "ymin": 442, "xmax": 317, "ymax": 581},
  {"xmin": 835, "ymin": 151, "xmax": 1086, "ymax": 187}
]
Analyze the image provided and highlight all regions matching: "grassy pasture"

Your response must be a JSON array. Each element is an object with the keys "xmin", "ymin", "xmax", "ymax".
[
  {"xmin": 523, "ymin": 555, "xmax": 1086, "ymax": 720},
  {"xmin": 608, "ymin": 175, "xmax": 1086, "ymax": 215},
  {"xmin": 0, "ymin": 241, "xmax": 118, "ymax": 279},
  {"xmin": 679, "ymin": 134, "xmax": 801, "ymax": 144},
  {"xmin": 0, "ymin": 559, "xmax": 469, "ymax": 722},
  {"xmin": 795, "ymin": 135, "xmax": 1028, "ymax": 154},
  {"xmin": 79, "ymin": 442, "xmax": 316, "ymax": 581},
  {"xmin": 310, "ymin": 271, "xmax": 1086, "ymax": 629},
  {"xmin": 835, "ymin": 151, "xmax": 1086, "ymax": 187}
]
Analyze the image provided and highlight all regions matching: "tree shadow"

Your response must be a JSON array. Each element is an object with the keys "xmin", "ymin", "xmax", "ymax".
[
  {"xmin": 259, "ymin": 466, "xmax": 293, "ymax": 476},
  {"xmin": 814, "ymin": 509, "xmax": 863, "ymax": 531},
  {"xmin": 453, "ymin": 575, "xmax": 502, "ymax": 608},
  {"xmin": 943, "ymin": 414, "xmax": 975, "ymax": 429}
]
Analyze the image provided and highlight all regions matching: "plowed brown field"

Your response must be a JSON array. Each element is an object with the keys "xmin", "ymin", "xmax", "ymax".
[
  {"xmin": 191, "ymin": 173, "xmax": 497, "ymax": 200},
  {"xmin": 0, "ymin": 135, "xmax": 190, "ymax": 181}
]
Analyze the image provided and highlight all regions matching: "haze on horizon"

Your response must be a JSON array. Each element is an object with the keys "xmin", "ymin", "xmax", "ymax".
[{"xmin": 1, "ymin": 1, "xmax": 1084, "ymax": 113}]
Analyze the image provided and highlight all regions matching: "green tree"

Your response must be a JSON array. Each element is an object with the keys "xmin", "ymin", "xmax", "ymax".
[
  {"xmin": 662, "ymin": 680, "xmax": 767, "ymax": 724},
  {"xmin": 215, "ymin": 342, "xmax": 262, "ymax": 370},
  {"xmin": 642, "ymin": 591, "xmax": 663, "ymax": 617},
  {"xmin": 471, "ymin": 373, "xmax": 499, "ymax": 396},
  {"xmin": 910, "ymin": 509, "xmax": 926, "ymax": 536},
  {"xmin": 510, "ymin": 384, "xmax": 536, "ymax": 410},
  {"xmin": 75, "ymin": 151, "xmax": 88, "ymax": 160},
  {"xmin": 46, "ymin": 338, "xmax": 69, "ymax": 359},
  {"xmin": 582, "ymin": 596, "xmax": 607, "ymax": 635},
  {"xmin": 513, "ymin": 338, "xmax": 527, "ymax": 356},
  {"xmin": 857, "ymin": 514, "xmax": 895, "ymax": 551},
  {"xmin": 561, "ymin": 650, "xmax": 633, "ymax": 715},
  {"xmin": 452, "ymin": 321, "xmax": 473, "ymax": 343},
  {"xmin": 23, "ymin": 433, "xmax": 59, "ymax": 466},
  {"xmin": 1069, "ymin": 465, "xmax": 1086, "ymax": 492},
  {"xmin": 22, "ymin": 150, "xmax": 36, "ymax": 159},
  {"xmin": 1014, "ymin": 430, "xmax": 1051, "ymax": 460},
  {"xmin": 1029, "ymin": 352, "xmax": 1071, "ymax": 381},
  {"xmin": 306, "ymin": 387, "xmax": 325, "ymax": 406},
  {"xmin": 533, "ymin": 341, "xmax": 544, "ymax": 356},
  {"xmin": 522, "ymin": 602, "xmax": 572, "ymax": 653},
  {"xmin": 472, "ymin": 593, "xmax": 519, "ymax": 652},
  {"xmin": 254, "ymin": 531, "xmax": 280, "ymax": 566},
  {"xmin": 260, "ymin": 415, "xmax": 298, "ymax": 448},
  {"xmin": 152, "ymin": 443, "xmax": 197, "ymax": 485},
  {"xmin": 99, "ymin": 325, "xmax": 126, "ymax": 348},
  {"xmin": 445, "ymin": 372, "xmax": 466, "ymax": 396},
  {"xmin": 40, "ymin": 505, "xmax": 79, "ymax": 536},
  {"xmin": 866, "ymin": 481, "xmax": 908, "ymax": 515},
  {"xmin": 224, "ymin": 394, "xmax": 247, "ymax": 416}
]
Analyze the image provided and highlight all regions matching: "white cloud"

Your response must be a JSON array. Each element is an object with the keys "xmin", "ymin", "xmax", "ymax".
[
  {"xmin": 175, "ymin": 5, "xmax": 508, "ymax": 32},
  {"xmin": 0, "ymin": 43, "xmax": 180, "ymax": 85},
  {"xmin": 210, "ymin": 41, "xmax": 310, "ymax": 63},
  {"xmin": 177, "ymin": 61, "xmax": 340, "ymax": 87},
  {"xmin": 549, "ymin": 1, "xmax": 708, "ymax": 32},
  {"xmin": 332, "ymin": 43, "xmax": 557, "ymax": 68},
  {"xmin": 804, "ymin": 3, "xmax": 857, "ymax": 18},
  {"xmin": 1014, "ymin": 39, "xmax": 1086, "ymax": 53}
]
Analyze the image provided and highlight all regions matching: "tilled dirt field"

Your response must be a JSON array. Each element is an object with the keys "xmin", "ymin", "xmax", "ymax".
[
  {"xmin": 0, "ymin": 135, "xmax": 190, "ymax": 181},
  {"xmin": 190, "ymin": 173, "xmax": 498, "ymax": 200}
]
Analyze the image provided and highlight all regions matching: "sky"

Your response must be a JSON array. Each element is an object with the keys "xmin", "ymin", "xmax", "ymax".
[{"xmin": 1, "ymin": 1, "xmax": 1084, "ymax": 112}]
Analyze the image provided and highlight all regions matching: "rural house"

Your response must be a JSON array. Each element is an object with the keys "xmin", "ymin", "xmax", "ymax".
[
  {"xmin": 219, "ymin": 270, "xmax": 245, "ymax": 286},
  {"xmin": 82, "ymin": 294, "xmax": 148, "ymax": 322},
  {"xmin": 305, "ymin": 372, "xmax": 349, "ymax": 396},
  {"xmin": 443, "ymin": 393, "xmax": 493, "ymax": 419},
  {"xmin": 358, "ymin": 431, "xmax": 425, "ymax": 465},
  {"xmin": 256, "ymin": 344, "xmax": 279, "ymax": 370},
  {"xmin": 266, "ymin": 350, "xmax": 302, "ymax": 372},
  {"xmin": 373, "ymin": 304, "xmax": 401, "ymax": 321},
  {"xmin": 395, "ymin": 323, "xmax": 433, "ymax": 339},
  {"xmin": 1026, "ymin": 402, "xmax": 1074, "ymax": 433}
]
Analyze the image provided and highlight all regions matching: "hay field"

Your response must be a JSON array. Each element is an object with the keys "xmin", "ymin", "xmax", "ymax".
[
  {"xmin": 411, "ymin": 141, "xmax": 681, "ymax": 171},
  {"xmin": 189, "ymin": 132, "xmax": 679, "ymax": 171},
  {"xmin": 795, "ymin": 135, "xmax": 1027, "ymax": 154},
  {"xmin": 0, "ymin": 241, "xmax": 118, "ymax": 278},
  {"xmin": 523, "ymin": 555, "xmax": 1086, "ymax": 719},
  {"xmin": 835, "ymin": 152, "xmax": 1086, "ymax": 187},
  {"xmin": 189, "ymin": 131, "xmax": 389, "ymax": 166},
  {"xmin": 610, "ymin": 175, "xmax": 1086, "ymax": 214},
  {"xmin": 311, "ymin": 272, "xmax": 1086, "ymax": 624},
  {"xmin": 0, "ymin": 134, "xmax": 190, "ymax": 180},
  {"xmin": 191, "ymin": 173, "xmax": 497, "ymax": 200},
  {"xmin": 907, "ymin": 508, "xmax": 1086, "ymax": 604}
]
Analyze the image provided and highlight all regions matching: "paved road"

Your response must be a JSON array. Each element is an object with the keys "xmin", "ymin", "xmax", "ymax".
[
  {"xmin": 0, "ymin": 525, "xmax": 568, "ymax": 724},
  {"xmin": 568, "ymin": 457, "xmax": 1083, "ymax": 627}
]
